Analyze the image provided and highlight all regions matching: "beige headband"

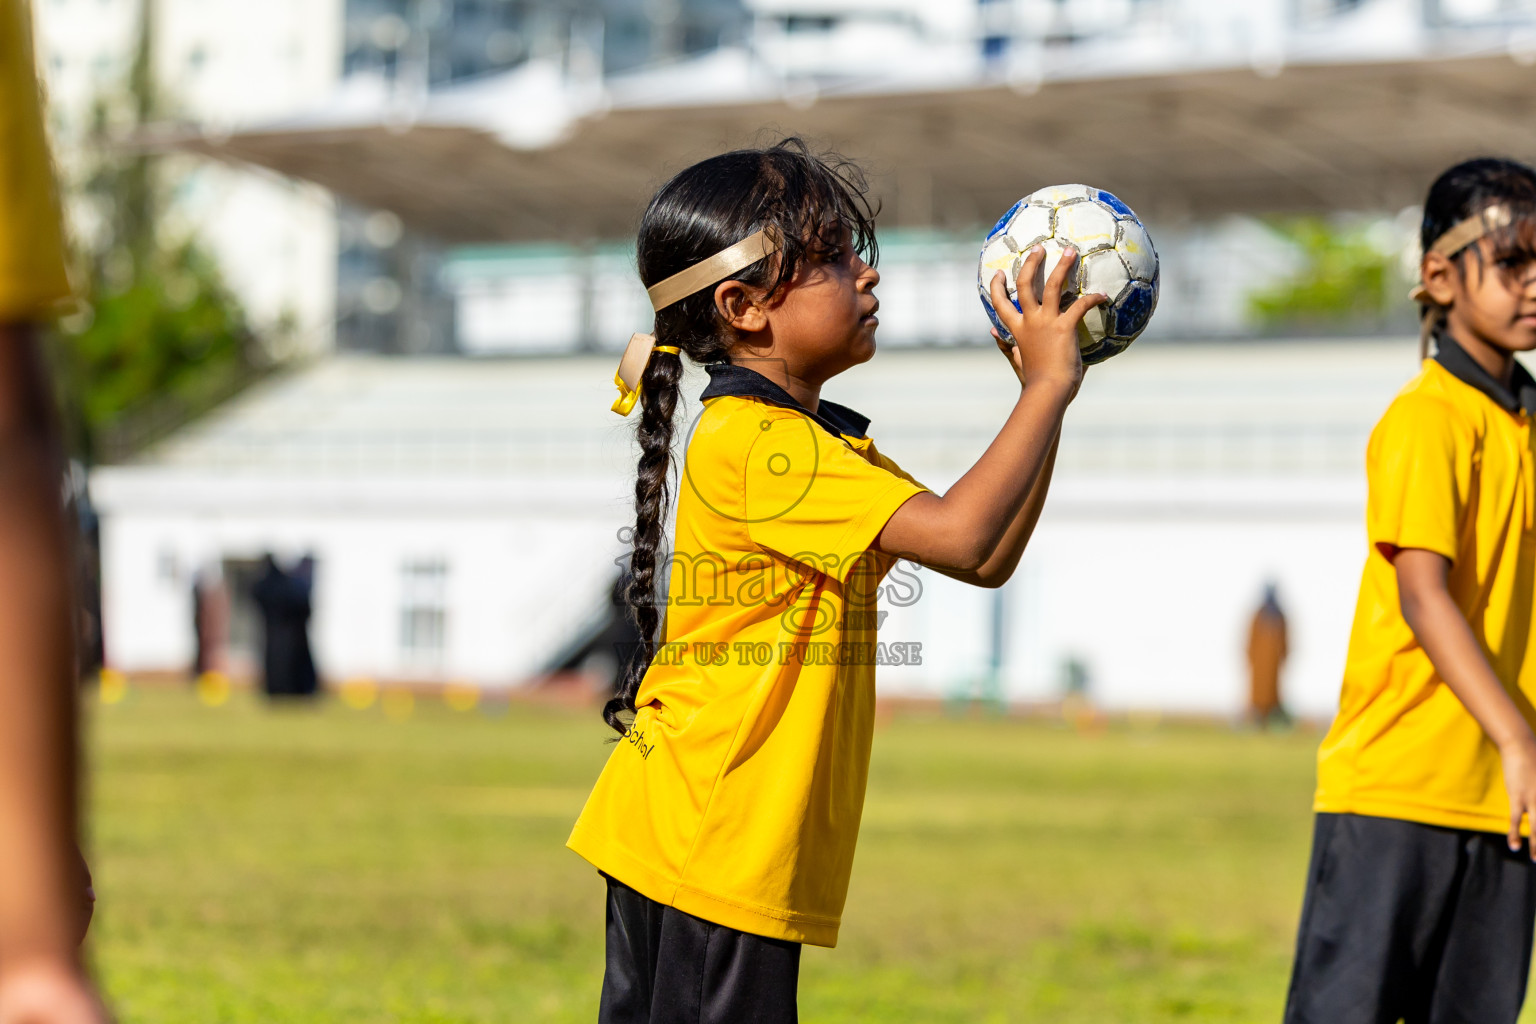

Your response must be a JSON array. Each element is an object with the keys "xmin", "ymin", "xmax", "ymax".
[
  {"xmin": 645, "ymin": 229, "xmax": 779, "ymax": 312},
  {"xmin": 1409, "ymin": 204, "xmax": 1515, "ymax": 304},
  {"xmin": 611, "ymin": 229, "xmax": 781, "ymax": 415}
]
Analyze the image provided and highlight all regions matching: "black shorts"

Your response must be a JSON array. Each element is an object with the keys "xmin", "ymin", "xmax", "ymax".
[
  {"xmin": 598, "ymin": 874, "xmax": 801, "ymax": 1024},
  {"xmin": 1284, "ymin": 812, "xmax": 1536, "ymax": 1024}
]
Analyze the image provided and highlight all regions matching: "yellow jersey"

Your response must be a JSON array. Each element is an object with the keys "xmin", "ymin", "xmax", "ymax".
[
  {"xmin": 569, "ymin": 361, "xmax": 929, "ymax": 947},
  {"xmin": 1, "ymin": 0, "xmax": 70, "ymax": 320},
  {"xmin": 1316, "ymin": 339, "xmax": 1536, "ymax": 833}
]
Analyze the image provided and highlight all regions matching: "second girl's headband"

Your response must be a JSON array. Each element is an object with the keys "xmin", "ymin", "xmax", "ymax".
[
  {"xmin": 611, "ymin": 229, "xmax": 780, "ymax": 416},
  {"xmin": 1409, "ymin": 204, "xmax": 1515, "ymax": 305}
]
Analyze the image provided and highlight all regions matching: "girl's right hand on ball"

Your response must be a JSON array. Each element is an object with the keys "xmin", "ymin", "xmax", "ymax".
[{"xmin": 989, "ymin": 245, "xmax": 1106, "ymax": 397}]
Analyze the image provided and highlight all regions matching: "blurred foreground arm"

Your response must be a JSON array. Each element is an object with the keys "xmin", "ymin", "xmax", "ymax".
[
  {"xmin": 0, "ymin": 0, "xmax": 107, "ymax": 1019},
  {"xmin": 1397, "ymin": 548, "xmax": 1536, "ymax": 858},
  {"xmin": 0, "ymin": 328, "xmax": 102, "ymax": 1024}
]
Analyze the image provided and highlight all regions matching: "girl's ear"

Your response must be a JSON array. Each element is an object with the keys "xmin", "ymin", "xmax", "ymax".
[
  {"xmin": 1421, "ymin": 250, "xmax": 1460, "ymax": 308},
  {"xmin": 715, "ymin": 280, "xmax": 769, "ymax": 334}
]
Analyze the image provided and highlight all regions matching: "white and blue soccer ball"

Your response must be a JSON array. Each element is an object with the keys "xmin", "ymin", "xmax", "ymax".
[{"xmin": 978, "ymin": 184, "xmax": 1159, "ymax": 365}]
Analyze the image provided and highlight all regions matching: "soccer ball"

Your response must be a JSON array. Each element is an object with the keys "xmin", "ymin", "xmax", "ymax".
[{"xmin": 978, "ymin": 185, "xmax": 1159, "ymax": 365}]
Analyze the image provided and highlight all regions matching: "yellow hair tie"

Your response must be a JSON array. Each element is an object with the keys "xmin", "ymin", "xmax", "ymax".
[{"xmin": 610, "ymin": 336, "xmax": 684, "ymax": 415}]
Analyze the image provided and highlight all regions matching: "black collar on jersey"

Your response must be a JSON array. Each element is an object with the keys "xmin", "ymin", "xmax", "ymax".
[
  {"xmin": 1432, "ymin": 332, "xmax": 1536, "ymax": 416},
  {"xmin": 700, "ymin": 361, "xmax": 872, "ymax": 440}
]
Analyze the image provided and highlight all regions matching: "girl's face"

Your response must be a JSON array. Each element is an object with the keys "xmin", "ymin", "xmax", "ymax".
[
  {"xmin": 729, "ymin": 225, "xmax": 881, "ymax": 382},
  {"xmin": 1426, "ymin": 227, "xmax": 1536, "ymax": 354}
]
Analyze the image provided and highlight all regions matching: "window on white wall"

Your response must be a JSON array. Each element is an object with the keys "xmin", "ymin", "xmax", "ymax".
[{"xmin": 400, "ymin": 559, "xmax": 448, "ymax": 666}]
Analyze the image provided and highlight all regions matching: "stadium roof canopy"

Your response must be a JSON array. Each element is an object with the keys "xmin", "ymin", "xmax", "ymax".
[{"xmin": 146, "ymin": 42, "xmax": 1536, "ymax": 243}]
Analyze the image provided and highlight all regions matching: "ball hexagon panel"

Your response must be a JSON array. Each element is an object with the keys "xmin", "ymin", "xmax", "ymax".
[
  {"xmin": 1079, "ymin": 249, "xmax": 1131, "ymax": 307},
  {"xmin": 1116, "ymin": 220, "xmax": 1158, "ymax": 283},
  {"xmin": 1113, "ymin": 281, "xmax": 1157, "ymax": 339},
  {"xmin": 979, "ymin": 235, "xmax": 1019, "ymax": 284},
  {"xmin": 1005, "ymin": 204, "xmax": 1054, "ymax": 251},
  {"xmin": 1054, "ymin": 199, "xmax": 1118, "ymax": 254},
  {"xmin": 1094, "ymin": 189, "xmax": 1134, "ymax": 219},
  {"xmin": 1079, "ymin": 304, "xmax": 1111, "ymax": 347}
]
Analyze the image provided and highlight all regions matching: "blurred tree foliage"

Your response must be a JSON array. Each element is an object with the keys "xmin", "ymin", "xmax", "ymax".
[
  {"xmin": 1247, "ymin": 217, "xmax": 1403, "ymax": 333},
  {"xmin": 49, "ymin": 0, "xmax": 263, "ymax": 463},
  {"xmin": 54, "ymin": 242, "xmax": 257, "ymax": 463}
]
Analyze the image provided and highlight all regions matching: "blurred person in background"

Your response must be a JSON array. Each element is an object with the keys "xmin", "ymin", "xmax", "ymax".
[
  {"xmin": 1246, "ymin": 580, "xmax": 1289, "ymax": 728},
  {"xmin": 292, "ymin": 555, "xmax": 317, "ymax": 696},
  {"xmin": 65, "ymin": 469, "xmax": 102, "ymax": 684},
  {"xmin": 0, "ymin": 0, "xmax": 107, "ymax": 1021},
  {"xmin": 191, "ymin": 566, "xmax": 212, "ymax": 678},
  {"xmin": 190, "ymin": 562, "xmax": 228, "ymax": 681},
  {"xmin": 251, "ymin": 554, "xmax": 318, "ymax": 699}
]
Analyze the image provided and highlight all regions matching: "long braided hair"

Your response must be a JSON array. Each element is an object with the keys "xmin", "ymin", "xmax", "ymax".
[
  {"xmin": 1418, "ymin": 158, "xmax": 1536, "ymax": 359},
  {"xmin": 602, "ymin": 138, "xmax": 878, "ymax": 736}
]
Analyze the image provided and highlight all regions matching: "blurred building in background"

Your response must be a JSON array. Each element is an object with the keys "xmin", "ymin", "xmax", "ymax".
[
  {"xmin": 34, "ymin": 0, "xmax": 343, "ymax": 358},
  {"xmin": 332, "ymin": 0, "xmax": 748, "ymax": 354},
  {"xmin": 60, "ymin": 0, "xmax": 1536, "ymax": 714}
]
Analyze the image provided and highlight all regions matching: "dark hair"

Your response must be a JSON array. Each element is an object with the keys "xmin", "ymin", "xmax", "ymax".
[
  {"xmin": 1420, "ymin": 157, "xmax": 1536, "ymax": 349},
  {"xmin": 602, "ymin": 137, "xmax": 878, "ymax": 736}
]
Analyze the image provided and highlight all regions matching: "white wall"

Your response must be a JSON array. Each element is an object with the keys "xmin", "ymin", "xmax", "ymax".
[
  {"xmin": 874, "ymin": 478, "xmax": 1364, "ymax": 720},
  {"xmin": 95, "ymin": 476, "xmax": 629, "ymax": 685},
  {"xmin": 97, "ymin": 470, "xmax": 1365, "ymax": 717}
]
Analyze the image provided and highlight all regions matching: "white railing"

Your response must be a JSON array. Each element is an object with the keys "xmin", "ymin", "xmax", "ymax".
[{"xmin": 149, "ymin": 418, "xmax": 1374, "ymax": 479}]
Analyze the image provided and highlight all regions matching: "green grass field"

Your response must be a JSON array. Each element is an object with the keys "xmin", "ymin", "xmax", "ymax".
[{"xmin": 85, "ymin": 688, "xmax": 1343, "ymax": 1022}]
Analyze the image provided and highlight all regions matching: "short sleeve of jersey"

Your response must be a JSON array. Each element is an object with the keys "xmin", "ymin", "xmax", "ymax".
[
  {"xmin": 744, "ymin": 416, "xmax": 927, "ymax": 584},
  {"xmin": 870, "ymin": 444, "xmax": 928, "ymax": 494},
  {"xmin": 0, "ymin": 0, "xmax": 71, "ymax": 321},
  {"xmin": 1365, "ymin": 392, "xmax": 1468, "ymax": 564}
]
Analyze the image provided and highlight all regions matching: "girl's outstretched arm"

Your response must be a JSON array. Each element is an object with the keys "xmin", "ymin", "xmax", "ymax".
[
  {"xmin": 932, "ymin": 430, "xmax": 1059, "ymax": 589},
  {"xmin": 939, "ymin": 329, "xmax": 1068, "ymax": 587},
  {"xmin": 876, "ymin": 246, "xmax": 1102, "ymax": 575}
]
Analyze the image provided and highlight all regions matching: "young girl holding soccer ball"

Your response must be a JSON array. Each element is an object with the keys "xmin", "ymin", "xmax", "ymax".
[{"xmin": 568, "ymin": 138, "xmax": 1107, "ymax": 1022}]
